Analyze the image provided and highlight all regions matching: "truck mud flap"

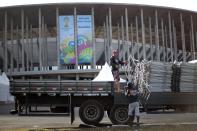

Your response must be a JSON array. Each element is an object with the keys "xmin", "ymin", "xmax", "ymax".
[
  {"xmin": 70, "ymin": 95, "xmax": 75, "ymax": 125},
  {"xmin": 70, "ymin": 106, "xmax": 75, "ymax": 124}
]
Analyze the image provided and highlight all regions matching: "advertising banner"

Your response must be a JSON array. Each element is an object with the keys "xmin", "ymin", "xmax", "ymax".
[
  {"xmin": 77, "ymin": 15, "xmax": 93, "ymax": 64},
  {"xmin": 59, "ymin": 16, "xmax": 75, "ymax": 64},
  {"xmin": 59, "ymin": 15, "xmax": 93, "ymax": 65}
]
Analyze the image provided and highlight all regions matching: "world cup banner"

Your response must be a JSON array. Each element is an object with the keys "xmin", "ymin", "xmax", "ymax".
[
  {"xmin": 59, "ymin": 16, "xmax": 75, "ymax": 64},
  {"xmin": 59, "ymin": 15, "xmax": 93, "ymax": 65},
  {"xmin": 77, "ymin": 15, "xmax": 93, "ymax": 64}
]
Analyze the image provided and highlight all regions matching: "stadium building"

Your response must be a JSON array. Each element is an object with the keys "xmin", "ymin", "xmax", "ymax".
[{"xmin": 0, "ymin": 3, "xmax": 197, "ymax": 80}]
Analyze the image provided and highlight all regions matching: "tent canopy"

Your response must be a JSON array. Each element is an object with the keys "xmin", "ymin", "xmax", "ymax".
[
  {"xmin": 93, "ymin": 62, "xmax": 126, "ymax": 83},
  {"xmin": 188, "ymin": 60, "xmax": 197, "ymax": 64},
  {"xmin": 0, "ymin": 73, "xmax": 14, "ymax": 102}
]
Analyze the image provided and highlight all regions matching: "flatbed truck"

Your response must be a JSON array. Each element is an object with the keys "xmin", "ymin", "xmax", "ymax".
[
  {"xmin": 10, "ymin": 80, "xmax": 129, "ymax": 125},
  {"xmin": 10, "ymin": 73, "xmax": 197, "ymax": 125}
]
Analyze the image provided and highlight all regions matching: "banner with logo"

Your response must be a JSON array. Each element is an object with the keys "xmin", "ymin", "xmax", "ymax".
[
  {"xmin": 59, "ymin": 15, "xmax": 93, "ymax": 65},
  {"xmin": 77, "ymin": 15, "xmax": 93, "ymax": 64},
  {"xmin": 59, "ymin": 16, "xmax": 75, "ymax": 64}
]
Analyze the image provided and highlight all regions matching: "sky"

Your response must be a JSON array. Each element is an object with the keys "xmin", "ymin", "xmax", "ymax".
[{"xmin": 0, "ymin": 0, "xmax": 197, "ymax": 12}]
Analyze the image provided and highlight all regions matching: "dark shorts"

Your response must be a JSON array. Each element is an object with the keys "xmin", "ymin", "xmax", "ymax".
[{"xmin": 112, "ymin": 70, "xmax": 120, "ymax": 81}]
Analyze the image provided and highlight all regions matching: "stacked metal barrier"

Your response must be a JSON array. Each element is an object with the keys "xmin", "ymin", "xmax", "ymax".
[
  {"xmin": 132, "ymin": 60, "xmax": 197, "ymax": 107},
  {"xmin": 171, "ymin": 63, "xmax": 181, "ymax": 92},
  {"xmin": 134, "ymin": 61, "xmax": 197, "ymax": 93},
  {"xmin": 179, "ymin": 63, "xmax": 197, "ymax": 92},
  {"xmin": 133, "ymin": 61, "xmax": 173, "ymax": 106},
  {"xmin": 148, "ymin": 62, "xmax": 173, "ymax": 92},
  {"xmin": 134, "ymin": 61, "xmax": 173, "ymax": 93}
]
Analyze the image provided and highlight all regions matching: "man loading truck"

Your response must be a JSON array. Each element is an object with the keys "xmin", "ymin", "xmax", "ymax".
[
  {"xmin": 110, "ymin": 49, "xmax": 127, "ymax": 92},
  {"xmin": 125, "ymin": 81, "xmax": 140, "ymax": 127}
]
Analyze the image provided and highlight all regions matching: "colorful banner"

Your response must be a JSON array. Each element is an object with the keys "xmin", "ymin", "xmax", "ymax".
[
  {"xmin": 77, "ymin": 15, "xmax": 93, "ymax": 64},
  {"xmin": 59, "ymin": 16, "xmax": 75, "ymax": 64},
  {"xmin": 59, "ymin": 15, "xmax": 93, "ymax": 65}
]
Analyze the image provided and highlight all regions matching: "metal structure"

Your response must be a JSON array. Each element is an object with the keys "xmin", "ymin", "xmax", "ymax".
[
  {"xmin": 0, "ymin": 3, "xmax": 197, "ymax": 80},
  {"xmin": 135, "ymin": 61, "xmax": 197, "ymax": 111}
]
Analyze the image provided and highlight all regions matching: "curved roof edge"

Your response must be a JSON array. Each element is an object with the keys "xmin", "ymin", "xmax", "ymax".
[{"xmin": 0, "ymin": 2, "xmax": 197, "ymax": 13}]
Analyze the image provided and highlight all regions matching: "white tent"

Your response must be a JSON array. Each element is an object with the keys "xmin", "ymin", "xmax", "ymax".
[
  {"xmin": 188, "ymin": 60, "xmax": 197, "ymax": 64},
  {"xmin": 0, "ymin": 73, "xmax": 14, "ymax": 102},
  {"xmin": 93, "ymin": 62, "xmax": 126, "ymax": 83}
]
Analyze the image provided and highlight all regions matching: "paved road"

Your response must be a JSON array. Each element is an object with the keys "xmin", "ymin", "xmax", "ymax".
[{"xmin": 1, "ymin": 103, "xmax": 197, "ymax": 130}]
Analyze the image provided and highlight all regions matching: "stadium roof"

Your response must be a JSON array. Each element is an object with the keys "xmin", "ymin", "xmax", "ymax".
[{"xmin": 0, "ymin": 0, "xmax": 197, "ymax": 12}]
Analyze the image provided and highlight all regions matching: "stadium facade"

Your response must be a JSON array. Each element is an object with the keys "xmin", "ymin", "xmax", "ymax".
[{"xmin": 0, "ymin": 3, "xmax": 197, "ymax": 79}]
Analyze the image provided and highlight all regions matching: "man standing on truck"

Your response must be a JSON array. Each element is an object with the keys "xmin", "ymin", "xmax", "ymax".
[
  {"xmin": 110, "ymin": 49, "xmax": 127, "ymax": 92},
  {"xmin": 126, "ymin": 81, "xmax": 140, "ymax": 127}
]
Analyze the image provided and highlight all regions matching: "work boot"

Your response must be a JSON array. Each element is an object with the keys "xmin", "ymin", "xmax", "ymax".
[
  {"xmin": 136, "ymin": 116, "xmax": 140, "ymax": 127},
  {"xmin": 128, "ymin": 116, "xmax": 134, "ymax": 127}
]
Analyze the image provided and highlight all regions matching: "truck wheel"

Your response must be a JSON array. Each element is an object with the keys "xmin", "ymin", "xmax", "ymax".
[
  {"xmin": 79, "ymin": 100, "xmax": 104, "ymax": 125},
  {"xmin": 109, "ymin": 105, "xmax": 129, "ymax": 125}
]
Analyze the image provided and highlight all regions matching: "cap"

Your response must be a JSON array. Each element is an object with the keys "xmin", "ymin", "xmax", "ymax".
[{"xmin": 127, "ymin": 82, "xmax": 134, "ymax": 89}]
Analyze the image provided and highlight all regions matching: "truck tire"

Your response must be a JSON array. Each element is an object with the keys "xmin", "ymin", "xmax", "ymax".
[
  {"xmin": 109, "ymin": 105, "xmax": 129, "ymax": 125},
  {"xmin": 79, "ymin": 100, "xmax": 104, "ymax": 125}
]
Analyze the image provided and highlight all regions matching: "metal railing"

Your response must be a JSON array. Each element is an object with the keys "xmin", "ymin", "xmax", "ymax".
[{"xmin": 10, "ymin": 80, "xmax": 114, "ymax": 94}]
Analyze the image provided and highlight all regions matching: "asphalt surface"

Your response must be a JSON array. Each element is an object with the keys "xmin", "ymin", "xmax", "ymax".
[{"xmin": 1, "ymin": 103, "xmax": 197, "ymax": 130}]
